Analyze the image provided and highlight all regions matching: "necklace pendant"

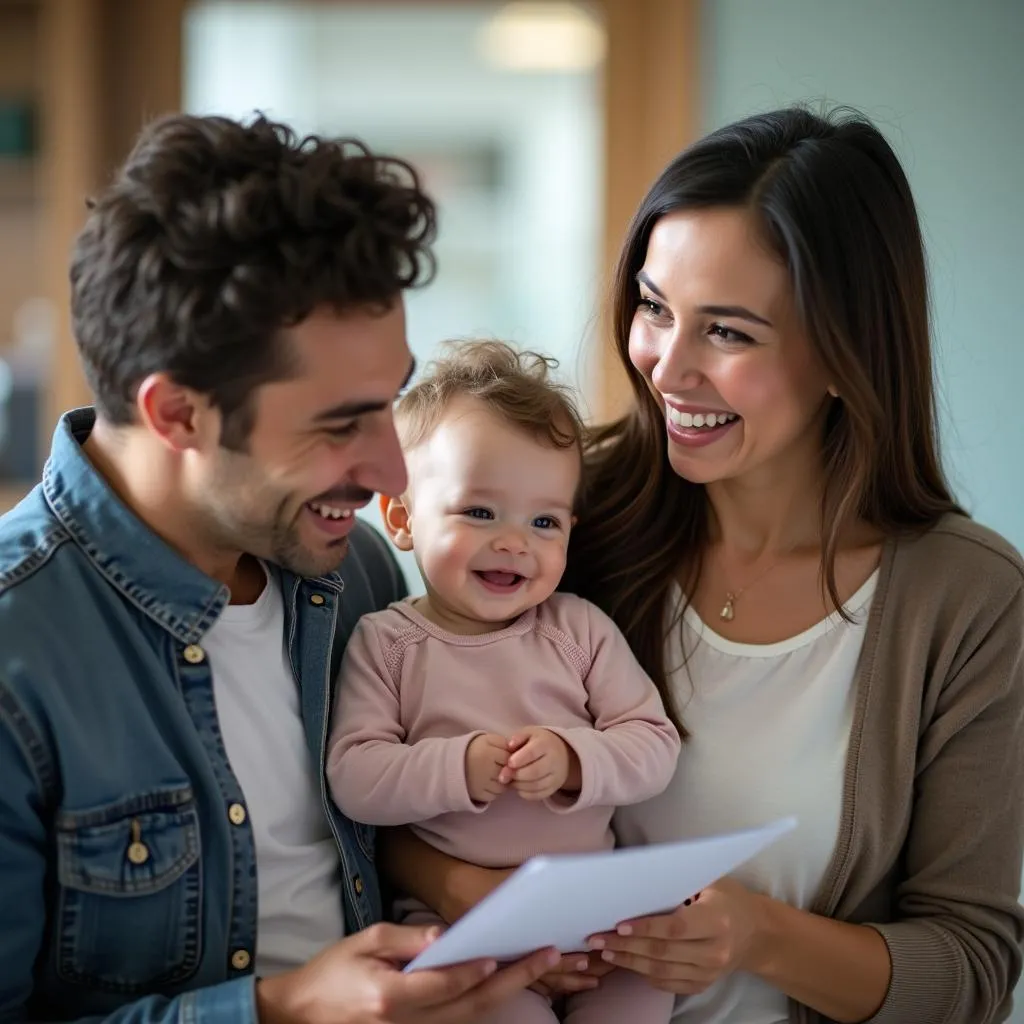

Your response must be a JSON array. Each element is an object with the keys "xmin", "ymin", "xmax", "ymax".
[{"xmin": 720, "ymin": 594, "xmax": 736, "ymax": 622}]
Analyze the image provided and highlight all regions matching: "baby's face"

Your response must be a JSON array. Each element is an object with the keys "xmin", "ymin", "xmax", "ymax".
[{"xmin": 404, "ymin": 396, "xmax": 580, "ymax": 632}]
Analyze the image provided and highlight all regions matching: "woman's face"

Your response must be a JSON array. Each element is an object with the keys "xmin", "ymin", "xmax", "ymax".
[{"xmin": 628, "ymin": 205, "xmax": 835, "ymax": 492}]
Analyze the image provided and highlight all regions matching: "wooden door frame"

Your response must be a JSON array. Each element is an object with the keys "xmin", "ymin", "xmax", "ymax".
[
  {"xmin": 600, "ymin": 0, "xmax": 699, "ymax": 419},
  {"xmin": 40, "ymin": 0, "xmax": 698, "ymax": 437},
  {"xmin": 42, "ymin": 0, "xmax": 186, "ymax": 430}
]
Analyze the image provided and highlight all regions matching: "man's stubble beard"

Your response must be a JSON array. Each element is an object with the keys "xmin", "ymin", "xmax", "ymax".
[
  {"xmin": 204, "ymin": 450, "xmax": 353, "ymax": 579},
  {"xmin": 269, "ymin": 515, "xmax": 350, "ymax": 579}
]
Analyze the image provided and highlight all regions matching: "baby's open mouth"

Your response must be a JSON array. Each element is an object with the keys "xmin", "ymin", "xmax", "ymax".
[{"xmin": 474, "ymin": 570, "xmax": 525, "ymax": 588}]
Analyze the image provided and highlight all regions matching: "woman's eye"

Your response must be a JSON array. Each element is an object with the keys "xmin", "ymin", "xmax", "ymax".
[
  {"xmin": 708, "ymin": 322, "xmax": 754, "ymax": 345},
  {"xmin": 463, "ymin": 507, "xmax": 493, "ymax": 520},
  {"xmin": 638, "ymin": 297, "xmax": 666, "ymax": 318}
]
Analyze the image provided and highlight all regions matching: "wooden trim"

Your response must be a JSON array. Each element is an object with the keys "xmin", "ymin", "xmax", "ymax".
[
  {"xmin": 100, "ymin": 0, "xmax": 185, "ymax": 183},
  {"xmin": 41, "ymin": 0, "xmax": 104, "ymax": 429},
  {"xmin": 597, "ymin": 0, "xmax": 700, "ymax": 421},
  {"xmin": 40, "ymin": 0, "xmax": 185, "ymax": 433}
]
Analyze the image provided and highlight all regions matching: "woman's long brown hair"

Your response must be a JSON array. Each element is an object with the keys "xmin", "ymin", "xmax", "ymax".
[{"xmin": 567, "ymin": 107, "xmax": 961, "ymax": 734}]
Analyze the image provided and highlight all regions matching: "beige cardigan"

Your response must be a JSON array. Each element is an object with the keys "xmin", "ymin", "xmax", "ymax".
[{"xmin": 792, "ymin": 514, "xmax": 1024, "ymax": 1024}]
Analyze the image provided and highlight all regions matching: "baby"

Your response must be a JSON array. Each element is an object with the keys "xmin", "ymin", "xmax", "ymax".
[{"xmin": 327, "ymin": 340, "xmax": 680, "ymax": 1024}]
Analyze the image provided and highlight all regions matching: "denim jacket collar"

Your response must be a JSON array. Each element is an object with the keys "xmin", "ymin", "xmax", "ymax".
[{"xmin": 42, "ymin": 408, "xmax": 230, "ymax": 645}]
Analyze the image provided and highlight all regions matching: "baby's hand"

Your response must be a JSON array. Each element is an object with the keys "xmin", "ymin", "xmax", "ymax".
[
  {"xmin": 502, "ymin": 727, "xmax": 580, "ymax": 801},
  {"xmin": 465, "ymin": 733, "xmax": 510, "ymax": 804}
]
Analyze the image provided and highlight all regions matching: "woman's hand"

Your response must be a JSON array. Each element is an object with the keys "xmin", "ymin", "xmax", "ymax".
[{"xmin": 587, "ymin": 879, "xmax": 766, "ymax": 994}]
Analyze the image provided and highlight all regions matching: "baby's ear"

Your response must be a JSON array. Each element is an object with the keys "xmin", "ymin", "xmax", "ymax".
[{"xmin": 380, "ymin": 494, "xmax": 414, "ymax": 551}]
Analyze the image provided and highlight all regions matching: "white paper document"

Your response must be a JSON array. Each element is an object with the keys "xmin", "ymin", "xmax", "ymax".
[{"xmin": 405, "ymin": 816, "xmax": 796, "ymax": 971}]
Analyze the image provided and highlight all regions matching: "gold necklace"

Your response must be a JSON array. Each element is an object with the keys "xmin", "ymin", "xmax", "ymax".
[{"xmin": 719, "ymin": 557, "xmax": 786, "ymax": 622}]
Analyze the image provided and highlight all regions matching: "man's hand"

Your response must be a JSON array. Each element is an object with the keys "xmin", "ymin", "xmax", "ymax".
[
  {"xmin": 501, "ymin": 727, "xmax": 580, "ymax": 801},
  {"xmin": 256, "ymin": 921, "xmax": 559, "ymax": 1024},
  {"xmin": 465, "ymin": 733, "xmax": 509, "ymax": 803}
]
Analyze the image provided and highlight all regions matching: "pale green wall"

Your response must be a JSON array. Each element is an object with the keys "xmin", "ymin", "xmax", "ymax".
[
  {"xmin": 701, "ymin": 0, "xmax": 1024, "ymax": 552},
  {"xmin": 702, "ymin": 2, "xmax": 1024, "ymax": 1016}
]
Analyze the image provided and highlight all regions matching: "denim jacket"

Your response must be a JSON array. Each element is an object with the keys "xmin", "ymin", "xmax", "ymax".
[{"xmin": 0, "ymin": 409, "xmax": 406, "ymax": 1023}]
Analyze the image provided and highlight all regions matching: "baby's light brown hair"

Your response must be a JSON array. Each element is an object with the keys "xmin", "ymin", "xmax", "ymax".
[{"xmin": 395, "ymin": 339, "xmax": 586, "ymax": 459}]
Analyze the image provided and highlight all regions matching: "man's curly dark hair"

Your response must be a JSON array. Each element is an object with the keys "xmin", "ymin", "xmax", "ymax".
[{"xmin": 69, "ymin": 113, "xmax": 437, "ymax": 449}]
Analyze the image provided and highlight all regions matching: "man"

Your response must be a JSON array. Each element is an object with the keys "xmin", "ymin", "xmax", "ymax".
[{"xmin": 0, "ymin": 114, "xmax": 555, "ymax": 1023}]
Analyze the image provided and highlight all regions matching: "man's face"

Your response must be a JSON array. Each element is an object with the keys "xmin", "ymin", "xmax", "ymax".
[{"xmin": 196, "ymin": 303, "xmax": 412, "ymax": 577}]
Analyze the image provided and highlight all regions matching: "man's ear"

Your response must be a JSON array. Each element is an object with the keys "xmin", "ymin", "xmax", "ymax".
[
  {"xmin": 136, "ymin": 373, "xmax": 215, "ymax": 452},
  {"xmin": 380, "ymin": 494, "xmax": 414, "ymax": 551}
]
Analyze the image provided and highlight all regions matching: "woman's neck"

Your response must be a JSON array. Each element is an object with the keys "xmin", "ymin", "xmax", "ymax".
[
  {"xmin": 705, "ymin": 473, "xmax": 824, "ymax": 559},
  {"xmin": 704, "ymin": 465, "xmax": 882, "ymax": 564}
]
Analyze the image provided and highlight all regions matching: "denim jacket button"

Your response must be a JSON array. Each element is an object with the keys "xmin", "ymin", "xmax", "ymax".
[
  {"xmin": 182, "ymin": 644, "xmax": 206, "ymax": 665},
  {"xmin": 309, "ymin": 593, "xmax": 325, "ymax": 606},
  {"xmin": 126, "ymin": 841, "xmax": 149, "ymax": 865},
  {"xmin": 228, "ymin": 803, "xmax": 247, "ymax": 825},
  {"xmin": 354, "ymin": 875, "xmax": 364, "ymax": 895},
  {"xmin": 230, "ymin": 949, "xmax": 251, "ymax": 970},
  {"xmin": 125, "ymin": 817, "xmax": 149, "ymax": 865}
]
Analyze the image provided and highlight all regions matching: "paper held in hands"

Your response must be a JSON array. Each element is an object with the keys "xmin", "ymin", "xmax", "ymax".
[{"xmin": 405, "ymin": 816, "xmax": 797, "ymax": 971}]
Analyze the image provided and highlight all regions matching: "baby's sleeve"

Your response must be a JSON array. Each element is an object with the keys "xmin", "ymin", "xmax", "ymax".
[
  {"xmin": 545, "ymin": 599, "xmax": 681, "ymax": 813},
  {"xmin": 325, "ymin": 617, "xmax": 482, "ymax": 825}
]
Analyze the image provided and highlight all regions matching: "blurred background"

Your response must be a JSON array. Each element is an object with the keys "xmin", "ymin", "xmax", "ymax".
[
  {"xmin": 1, "ymin": 0, "xmax": 1023, "ymax": 1005},
  {"xmin": 2, "ymin": 0, "xmax": 1022, "ymax": 553},
  {"xmin": 3, "ymin": 0, "xmax": 1022, "ymax": 562}
]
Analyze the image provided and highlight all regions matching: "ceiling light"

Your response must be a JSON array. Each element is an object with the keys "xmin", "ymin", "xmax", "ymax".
[{"xmin": 478, "ymin": 2, "xmax": 606, "ymax": 72}]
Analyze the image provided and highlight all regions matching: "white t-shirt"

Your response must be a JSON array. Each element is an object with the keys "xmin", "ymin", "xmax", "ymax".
[
  {"xmin": 204, "ymin": 569, "xmax": 345, "ymax": 977},
  {"xmin": 615, "ymin": 572, "xmax": 878, "ymax": 1024}
]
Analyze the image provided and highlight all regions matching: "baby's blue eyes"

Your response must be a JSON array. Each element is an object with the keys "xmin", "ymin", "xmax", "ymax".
[{"xmin": 459, "ymin": 509, "xmax": 561, "ymax": 530}]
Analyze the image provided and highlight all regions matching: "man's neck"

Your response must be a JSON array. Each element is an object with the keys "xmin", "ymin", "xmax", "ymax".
[{"xmin": 82, "ymin": 418, "xmax": 246, "ymax": 591}]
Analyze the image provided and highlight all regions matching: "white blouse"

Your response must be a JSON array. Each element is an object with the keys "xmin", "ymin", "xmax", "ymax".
[{"xmin": 615, "ymin": 572, "xmax": 878, "ymax": 1023}]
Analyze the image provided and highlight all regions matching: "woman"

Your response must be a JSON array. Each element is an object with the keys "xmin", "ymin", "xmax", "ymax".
[{"xmin": 381, "ymin": 106, "xmax": 1024, "ymax": 1024}]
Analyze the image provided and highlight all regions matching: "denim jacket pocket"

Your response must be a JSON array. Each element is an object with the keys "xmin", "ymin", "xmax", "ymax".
[{"xmin": 54, "ymin": 786, "xmax": 203, "ymax": 993}]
